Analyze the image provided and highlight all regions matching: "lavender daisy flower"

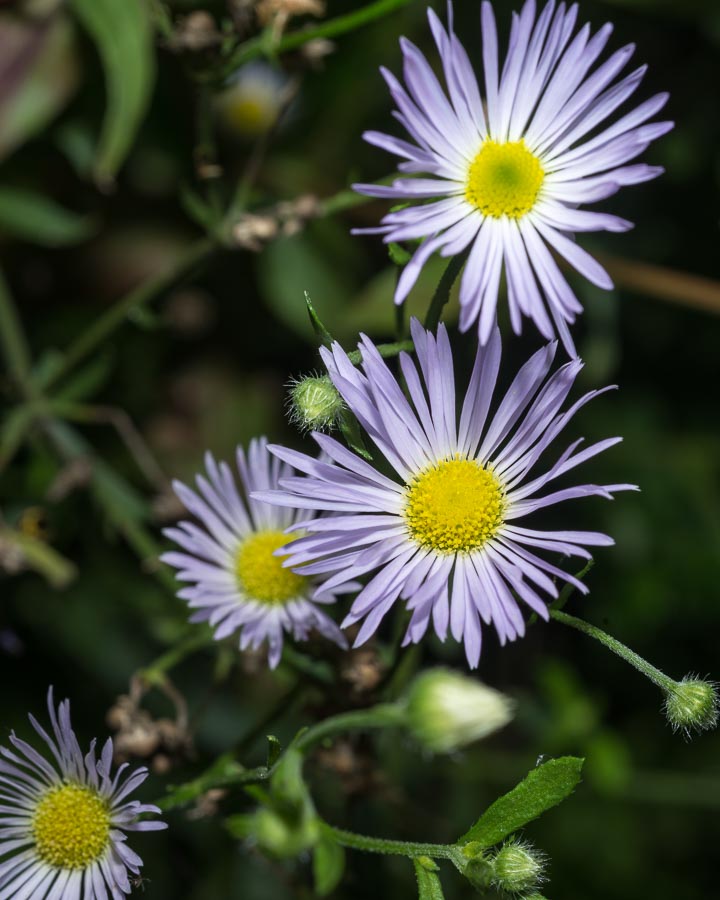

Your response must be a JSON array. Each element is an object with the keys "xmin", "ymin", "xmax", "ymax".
[
  {"xmin": 256, "ymin": 320, "xmax": 636, "ymax": 668},
  {"xmin": 354, "ymin": 0, "xmax": 673, "ymax": 354},
  {"xmin": 161, "ymin": 437, "xmax": 348, "ymax": 669},
  {"xmin": 0, "ymin": 688, "xmax": 165, "ymax": 898}
]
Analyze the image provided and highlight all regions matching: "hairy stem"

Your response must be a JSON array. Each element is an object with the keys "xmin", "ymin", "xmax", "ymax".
[
  {"xmin": 320, "ymin": 821, "xmax": 464, "ymax": 866},
  {"xmin": 550, "ymin": 609, "xmax": 676, "ymax": 693},
  {"xmin": 294, "ymin": 703, "xmax": 406, "ymax": 753}
]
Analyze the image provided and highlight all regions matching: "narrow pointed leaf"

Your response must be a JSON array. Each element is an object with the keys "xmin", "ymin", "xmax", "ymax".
[
  {"xmin": 414, "ymin": 858, "xmax": 445, "ymax": 899},
  {"xmin": 458, "ymin": 756, "xmax": 584, "ymax": 847},
  {"xmin": 69, "ymin": 0, "xmax": 155, "ymax": 184},
  {"xmin": 313, "ymin": 836, "xmax": 346, "ymax": 896}
]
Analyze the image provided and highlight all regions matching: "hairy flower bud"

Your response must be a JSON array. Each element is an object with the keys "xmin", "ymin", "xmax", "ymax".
[
  {"xmin": 664, "ymin": 676, "xmax": 719, "ymax": 736},
  {"xmin": 288, "ymin": 374, "xmax": 344, "ymax": 433},
  {"xmin": 405, "ymin": 668, "xmax": 514, "ymax": 754},
  {"xmin": 490, "ymin": 839, "xmax": 546, "ymax": 895}
]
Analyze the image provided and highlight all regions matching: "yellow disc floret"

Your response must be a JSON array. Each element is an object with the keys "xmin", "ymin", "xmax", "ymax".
[
  {"xmin": 235, "ymin": 529, "xmax": 307, "ymax": 604},
  {"xmin": 32, "ymin": 783, "xmax": 111, "ymax": 869},
  {"xmin": 404, "ymin": 458, "xmax": 505, "ymax": 554},
  {"xmin": 466, "ymin": 140, "xmax": 544, "ymax": 218}
]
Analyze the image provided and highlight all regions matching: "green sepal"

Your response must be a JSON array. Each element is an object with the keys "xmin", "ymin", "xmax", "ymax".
[{"xmin": 458, "ymin": 756, "xmax": 584, "ymax": 847}]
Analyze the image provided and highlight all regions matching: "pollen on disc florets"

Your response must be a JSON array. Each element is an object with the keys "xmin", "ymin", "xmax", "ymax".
[
  {"xmin": 235, "ymin": 529, "xmax": 307, "ymax": 604},
  {"xmin": 32, "ymin": 782, "xmax": 111, "ymax": 869},
  {"xmin": 466, "ymin": 139, "xmax": 545, "ymax": 219},
  {"xmin": 403, "ymin": 458, "xmax": 505, "ymax": 554}
]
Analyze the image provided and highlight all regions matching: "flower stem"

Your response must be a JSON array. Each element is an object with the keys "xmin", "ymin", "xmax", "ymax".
[
  {"xmin": 347, "ymin": 339, "xmax": 414, "ymax": 365},
  {"xmin": 42, "ymin": 237, "xmax": 215, "ymax": 390},
  {"xmin": 294, "ymin": 703, "xmax": 406, "ymax": 754},
  {"xmin": 549, "ymin": 609, "xmax": 676, "ymax": 693},
  {"xmin": 424, "ymin": 252, "xmax": 467, "ymax": 333},
  {"xmin": 213, "ymin": 0, "xmax": 415, "ymax": 83},
  {"xmin": 319, "ymin": 821, "xmax": 463, "ymax": 866}
]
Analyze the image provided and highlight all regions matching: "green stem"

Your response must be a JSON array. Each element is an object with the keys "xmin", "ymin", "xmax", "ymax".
[
  {"xmin": 424, "ymin": 252, "xmax": 467, "ymax": 333},
  {"xmin": 159, "ymin": 760, "xmax": 270, "ymax": 812},
  {"xmin": 294, "ymin": 703, "xmax": 406, "ymax": 754},
  {"xmin": 212, "ymin": 0, "xmax": 414, "ymax": 83},
  {"xmin": 549, "ymin": 609, "xmax": 676, "ymax": 693},
  {"xmin": 43, "ymin": 238, "xmax": 215, "ymax": 389},
  {"xmin": 140, "ymin": 630, "xmax": 215, "ymax": 686},
  {"xmin": 0, "ymin": 268, "xmax": 33, "ymax": 390},
  {"xmin": 347, "ymin": 339, "xmax": 414, "ymax": 365},
  {"xmin": 320, "ymin": 821, "xmax": 463, "ymax": 865},
  {"xmin": 235, "ymin": 681, "xmax": 306, "ymax": 756}
]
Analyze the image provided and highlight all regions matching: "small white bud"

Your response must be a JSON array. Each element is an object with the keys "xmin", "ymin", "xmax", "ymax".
[
  {"xmin": 287, "ymin": 374, "xmax": 344, "ymax": 433},
  {"xmin": 490, "ymin": 839, "xmax": 546, "ymax": 895},
  {"xmin": 405, "ymin": 668, "xmax": 514, "ymax": 754},
  {"xmin": 664, "ymin": 675, "xmax": 718, "ymax": 737}
]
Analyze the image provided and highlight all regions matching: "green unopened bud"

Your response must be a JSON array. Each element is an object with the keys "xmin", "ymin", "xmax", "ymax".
[
  {"xmin": 490, "ymin": 839, "xmax": 546, "ymax": 895},
  {"xmin": 405, "ymin": 668, "xmax": 515, "ymax": 754},
  {"xmin": 288, "ymin": 374, "xmax": 344, "ymax": 433},
  {"xmin": 663, "ymin": 675, "xmax": 718, "ymax": 736}
]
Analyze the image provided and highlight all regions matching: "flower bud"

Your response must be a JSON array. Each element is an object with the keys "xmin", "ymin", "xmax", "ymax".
[
  {"xmin": 490, "ymin": 839, "xmax": 546, "ymax": 895},
  {"xmin": 405, "ymin": 668, "xmax": 514, "ymax": 754},
  {"xmin": 288, "ymin": 374, "xmax": 344, "ymax": 433},
  {"xmin": 664, "ymin": 676, "xmax": 718, "ymax": 736}
]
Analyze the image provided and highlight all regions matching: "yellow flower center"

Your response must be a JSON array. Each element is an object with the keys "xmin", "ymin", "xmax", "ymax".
[
  {"xmin": 235, "ymin": 529, "xmax": 307, "ymax": 604},
  {"xmin": 32, "ymin": 783, "xmax": 111, "ymax": 869},
  {"xmin": 465, "ymin": 140, "xmax": 544, "ymax": 218},
  {"xmin": 225, "ymin": 95, "xmax": 278, "ymax": 136},
  {"xmin": 404, "ymin": 458, "xmax": 505, "ymax": 554}
]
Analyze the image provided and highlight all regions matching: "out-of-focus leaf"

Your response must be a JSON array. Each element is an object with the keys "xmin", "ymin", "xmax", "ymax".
[
  {"xmin": 69, "ymin": 0, "xmax": 155, "ymax": 184},
  {"xmin": 458, "ymin": 757, "xmax": 584, "ymax": 847},
  {"xmin": 0, "ymin": 186, "xmax": 95, "ymax": 247},
  {"xmin": 257, "ymin": 232, "xmax": 356, "ymax": 339},
  {"xmin": 0, "ymin": 12, "xmax": 79, "ymax": 162},
  {"xmin": 54, "ymin": 118, "xmax": 97, "ymax": 178},
  {"xmin": 313, "ymin": 836, "xmax": 345, "ymax": 896},
  {"xmin": 413, "ymin": 858, "xmax": 445, "ymax": 900},
  {"xmin": 0, "ymin": 526, "xmax": 77, "ymax": 589}
]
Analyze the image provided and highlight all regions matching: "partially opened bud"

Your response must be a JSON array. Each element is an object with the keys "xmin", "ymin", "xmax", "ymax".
[
  {"xmin": 663, "ymin": 676, "xmax": 718, "ymax": 736},
  {"xmin": 405, "ymin": 668, "xmax": 514, "ymax": 754},
  {"xmin": 490, "ymin": 839, "xmax": 546, "ymax": 895},
  {"xmin": 288, "ymin": 374, "xmax": 344, "ymax": 433}
]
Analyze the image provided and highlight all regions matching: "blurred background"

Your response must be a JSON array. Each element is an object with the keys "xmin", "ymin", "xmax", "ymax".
[{"xmin": 1, "ymin": 0, "xmax": 719, "ymax": 897}]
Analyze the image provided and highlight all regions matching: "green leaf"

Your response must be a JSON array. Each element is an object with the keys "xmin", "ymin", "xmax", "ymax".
[
  {"xmin": 257, "ymin": 232, "xmax": 355, "ymax": 340},
  {"xmin": 266, "ymin": 735, "xmax": 282, "ymax": 768},
  {"xmin": 0, "ymin": 526, "xmax": 77, "ymax": 589},
  {"xmin": 458, "ymin": 757, "xmax": 584, "ymax": 847},
  {"xmin": 0, "ymin": 186, "xmax": 95, "ymax": 247},
  {"xmin": 313, "ymin": 836, "xmax": 346, "ymax": 896},
  {"xmin": 414, "ymin": 858, "xmax": 445, "ymax": 900},
  {"xmin": 0, "ymin": 14, "xmax": 79, "ymax": 163},
  {"xmin": 388, "ymin": 241, "xmax": 411, "ymax": 265},
  {"xmin": 69, "ymin": 0, "xmax": 155, "ymax": 184},
  {"xmin": 305, "ymin": 292, "xmax": 334, "ymax": 347}
]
